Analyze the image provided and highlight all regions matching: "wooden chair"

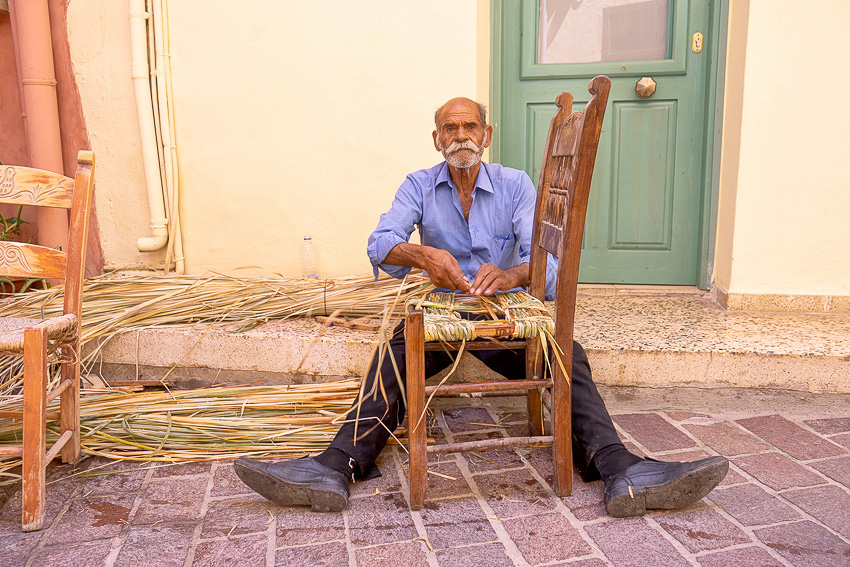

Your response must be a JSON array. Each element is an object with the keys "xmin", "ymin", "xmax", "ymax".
[
  {"xmin": 0, "ymin": 151, "xmax": 95, "ymax": 531},
  {"xmin": 405, "ymin": 76, "xmax": 611, "ymax": 509}
]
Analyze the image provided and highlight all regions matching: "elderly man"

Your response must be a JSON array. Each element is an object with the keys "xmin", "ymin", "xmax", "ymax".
[{"xmin": 235, "ymin": 97, "xmax": 728, "ymax": 517}]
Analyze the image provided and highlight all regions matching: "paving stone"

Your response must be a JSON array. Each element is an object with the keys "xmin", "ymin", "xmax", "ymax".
[
  {"xmin": 612, "ymin": 413, "xmax": 697, "ymax": 453},
  {"xmin": 696, "ymin": 545, "xmax": 784, "ymax": 567},
  {"xmin": 415, "ymin": 460, "xmax": 473, "ymax": 501},
  {"xmin": 29, "ymin": 539, "xmax": 113, "ymax": 567},
  {"xmin": 350, "ymin": 449, "xmax": 402, "ymax": 498},
  {"xmin": 782, "ymin": 485, "xmax": 850, "ymax": 539},
  {"xmin": 354, "ymin": 541, "xmax": 430, "ymax": 567},
  {"xmin": 717, "ymin": 466, "xmax": 748, "ymax": 487},
  {"xmin": 275, "ymin": 505, "xmax": 345, "ymax": 547},
  {"xmin": 114, "ymin": 522, "xmax": 196, "ymax": 567},
  {"xmin": 830, "ymin": 432, "xmax": 850, "ymax": 450},
  {"xmin": 732, "ymin": 452, "xmax": 825, "ymax": 490},
  {"xmin": 47, "ymin": 493, "xmax": 135, "ymax": 545},
  {"xmin": 434, "ymin": 543, "xmax": 513, "ymax": 567},
  {"xmin": 683, "ymin": 421, "xmax": 771, "ymax": 457},
  {"xmin": 193, "ymin": 533, "xmax": 267, "ymax": 567},
  {"xmin": 443, "ymin": 407, "xmax": 496, "ymax": 433},
  {"xmin": 0, "ymin": 532, "xmax": 43, "ymax": 566},
  {"xmin": 558, "ymin": 477, "xmax": 606, "ymax": 522},
  {"xmin": 73, "ymin": 459, "xmax": 150, "ymax": 495},
  {"xmin": 347, "ymin": 492, "xmax": 418, "ymax": 547},
  {"xmin": 210, "ymin": 462, "xmax": 255, "ymax": 497},
  {"xmin": 736, "ymin": 415, "xmax": 846, "ymax": 460},
  {"xmin": 275, "ymin": 541, "xmax": 348, "ymax": 567},
  {"xmin": 474, "ymin": 467, "xmax": 556, "ymax": 519},
  {"xmin": 754, "ymin": 520, "xmax": 850, "ymax": 567},
  {"xmin": 502, "ymin": 512, "xmax": 592, "ymax": 565},
  {"xmin": 653, "ymin": 502, "xmax": 750, "ymax": 553},
  {"xmin": 464, "ymin": 444, "xmax": 526, "ymax": 473},
  {"xmin": 134, "ymin": 477, "xmax": 206, "ymax": 524},
  {"xmin": 0, "ymin": 482, "xmax": 77, "ymax": 537},
  {"xmin": 150, "ymin": 460, "xmax": 213, "ymax": 478},
  {"xmin": 706, "ymin": 484, "xmax": 799, "ymax": 526},
  {"xmin": 203, "ymin": 494, "xmax": 275, "ymax": 539},
  {"xmin": 665, "ymin": 411, "xmax": 711, "ymax": 421},
  {"xmin": 419, "ymin": 496, "xmax": 496, "ymax": 549},
  {"xmin": 549, "ymin": 559, "xmax": 608, "ymax": 567},
  {"xmin": 585, "ymin": 517, "xmax": 691, "ymax": 567},
  {"xmin": 808, "ymin": 455, "xmax": 850, "ymax": 488},
  {"xmin": 804, "ymin": 417, "xmax": 850, "ymax": 434}
]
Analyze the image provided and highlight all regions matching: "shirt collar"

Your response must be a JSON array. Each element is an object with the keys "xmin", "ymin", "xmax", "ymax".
[{"xmin": 436, "ymin": 161, "xmax": 494, "ymax": 194}]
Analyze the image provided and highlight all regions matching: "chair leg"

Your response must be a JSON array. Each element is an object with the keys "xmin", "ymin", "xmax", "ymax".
[
  {"xmin": 406, "ymin": 311, "xmax": 427, "ymax": 510},
  {"xmin": 60, "ymin": 339, "xmax": 81, "ymax": 463},
  {"xmin": 552, "ymin": 364, "xmax": 573, "ymax": 497},
  {"xmin": 22, "ymin": 328, "xmax": 48, "ymax": 532},
  {"xmin": 526, "ymin": 340, "xmax": 544, "ymax": 436}
]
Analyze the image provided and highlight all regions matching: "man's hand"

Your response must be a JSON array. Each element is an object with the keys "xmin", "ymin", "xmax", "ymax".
[
  {"xmin": 469, "ymin": 263, "xmax": 529, "ymax": 296},
  {"xmin": 423, "ymin": 248, "xmax": 472, "ymax": 292},
  {"xmin": 384, "ymin": 243, "xmax": 471, "ymax": 293}
]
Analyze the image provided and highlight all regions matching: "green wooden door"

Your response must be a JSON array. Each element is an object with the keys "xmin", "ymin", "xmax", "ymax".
[{"xmin": 495, "ymin": 0, "xmax": 717, "ymax": 285}]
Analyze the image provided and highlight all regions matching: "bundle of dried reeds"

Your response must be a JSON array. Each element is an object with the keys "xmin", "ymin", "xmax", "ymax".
[
  {"xmin": 0, "ymin": 380, "xmax": 361, "ymax": 484},
  {"xmin": 0, "ymin": 271, "xmax": 432, "ymax": 484},
  {"xmin": 0, "ymin": 271, "xmax": 432, "ymax": 397}
]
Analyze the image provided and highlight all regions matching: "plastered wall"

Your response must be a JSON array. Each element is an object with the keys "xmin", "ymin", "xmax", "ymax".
[
  {"xmin": 66, "ymin": 1, "xmax": 850, "ymax": 296},
  {"xmin": 715, "ymin": 0, "xmax": 850, "ymax": 296},
  {"xmin": 68, "ymin": 0, "xmax": 490, "ymax": 278}
]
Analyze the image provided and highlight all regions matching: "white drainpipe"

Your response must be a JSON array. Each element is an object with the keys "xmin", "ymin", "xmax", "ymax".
[{"xmin": 129, "ymin": 0, "xmax": 168, "ymax": 253}]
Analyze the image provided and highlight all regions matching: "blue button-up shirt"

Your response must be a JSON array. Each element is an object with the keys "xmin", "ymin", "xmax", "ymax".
[{"xmin": 367, "ymin": 161, "xmax": 558, "ymax": 300}]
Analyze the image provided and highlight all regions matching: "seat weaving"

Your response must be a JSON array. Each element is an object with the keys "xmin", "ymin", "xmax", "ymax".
[
  {"xmin": 0, "ymin": 314, "xmax": 77, "ymax": 353},
  {"xmin": 407, "ymin": 291, "xmax": 555, "ymax": 343}
]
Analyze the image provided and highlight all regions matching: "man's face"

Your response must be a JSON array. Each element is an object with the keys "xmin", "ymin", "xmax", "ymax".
[{"xmin": 433, "ymin": 99, "xmax": 492, "ymax": 170}]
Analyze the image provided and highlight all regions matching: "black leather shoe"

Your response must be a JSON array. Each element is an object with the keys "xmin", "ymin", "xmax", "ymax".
[
  {"xmin": 604, "ymin": 456, "xmax": 728, "ymax": 517},
  {"xmin": 234, "ymin": 457, "xmax": 350, "ymax": 512}
]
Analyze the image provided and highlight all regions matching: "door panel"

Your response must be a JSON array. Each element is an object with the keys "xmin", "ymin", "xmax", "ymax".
[{"xmin": 496, "ymin": 0, "xmax": 713, "ymax": 284}]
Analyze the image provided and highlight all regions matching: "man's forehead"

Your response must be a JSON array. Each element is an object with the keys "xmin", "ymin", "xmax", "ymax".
[{"xmin": 436, "ymin": 98, "xmax": 481, "ymax": 125}]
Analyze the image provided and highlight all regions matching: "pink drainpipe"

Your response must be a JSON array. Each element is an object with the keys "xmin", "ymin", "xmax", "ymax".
[{"xmin": 8, "ymin": 0, "xmax": 70, "ymax": 252}]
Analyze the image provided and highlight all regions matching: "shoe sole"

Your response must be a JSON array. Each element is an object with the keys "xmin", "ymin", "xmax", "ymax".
[
  {"xmin": 607, "ymin": 458, "xmax": 728, "ymax": 518},
  {"xmin": 233, "ymin": 460, "xmax": 348, "ymax": 513}
]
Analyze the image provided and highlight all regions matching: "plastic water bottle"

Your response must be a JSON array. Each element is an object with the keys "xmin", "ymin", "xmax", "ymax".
[{"xmin": 301, "ymin": 236, "xmax": 319, "ymax": 279}]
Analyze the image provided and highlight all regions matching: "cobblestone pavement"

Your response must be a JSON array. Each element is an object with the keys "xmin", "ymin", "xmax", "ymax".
[{"xmin": 2, "ymin": 403, "xmax": 850, "ymax": 567}]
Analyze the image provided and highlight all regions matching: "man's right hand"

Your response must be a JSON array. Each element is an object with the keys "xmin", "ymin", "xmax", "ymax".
[
  {"xmin": 384, "ymin": 243, "xmax": 471, "ymax": 293},
  {"xmin": 423, "ymin": 248, "xmax": 471, "ymax": 293}
]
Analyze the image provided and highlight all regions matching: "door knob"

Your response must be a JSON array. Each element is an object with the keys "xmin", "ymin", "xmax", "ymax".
[{"xmin": 635, "ymin": 77, "xmax": 657, "ymax": 98}]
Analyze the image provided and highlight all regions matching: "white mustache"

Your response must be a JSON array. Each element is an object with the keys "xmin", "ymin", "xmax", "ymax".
[{"xmin": 445, "ymin": 140, "xmax": 481, "ymax": 153}]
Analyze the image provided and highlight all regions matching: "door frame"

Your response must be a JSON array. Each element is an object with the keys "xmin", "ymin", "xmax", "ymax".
[{"xmin": 490, "ymin": 0, "xmax": 730, "ymax": 290}]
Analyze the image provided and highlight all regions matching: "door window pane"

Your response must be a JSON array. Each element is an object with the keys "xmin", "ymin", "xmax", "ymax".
[{"xmin": 539, "ymin": 0, "xmax": 669, "ymax": 64}]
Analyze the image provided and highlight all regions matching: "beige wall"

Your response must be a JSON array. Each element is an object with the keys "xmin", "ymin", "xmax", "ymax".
[
  {"xmin": 715, "ymin": 0, "xmax": 850, "ymax": 297},
  {"xmin": 66, "ymin": 1, "xmax": 850, "ymax": 297},
  {"xmin": 67, "ymin": 0, "xmax": 161, "ymax": 270},
  {"xmin": 68, "ymin": 0, "xmax": 491, "ymax": 278}
]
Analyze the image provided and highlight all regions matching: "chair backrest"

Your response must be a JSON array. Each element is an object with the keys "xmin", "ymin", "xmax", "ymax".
[
  {"xmin": 0, "ymin": 151, "xmax": 95, "ymax": 319},
  {"xmin": 527, "ymin": 76, "xmax": 611, "ymax": 349}
]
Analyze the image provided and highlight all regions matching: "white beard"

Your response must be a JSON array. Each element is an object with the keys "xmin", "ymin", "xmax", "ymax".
[{"xmin": 438, "ymin": 135, "xmax": 487, "ymax": 169}]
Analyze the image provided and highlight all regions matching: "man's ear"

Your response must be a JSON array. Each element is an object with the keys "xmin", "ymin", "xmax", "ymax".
[
  {"xmin": 483, "ymin": 125, "xmax": 493, "ymax": 148},
  {"xmin": 433, "ymin": 130, "xmax": 441, "ymax": 152}
]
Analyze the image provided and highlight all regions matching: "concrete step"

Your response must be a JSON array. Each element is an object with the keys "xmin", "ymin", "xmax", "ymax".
[{"xmin": 87, "ymin": 288, "xmax": 850, "ymax": 393}]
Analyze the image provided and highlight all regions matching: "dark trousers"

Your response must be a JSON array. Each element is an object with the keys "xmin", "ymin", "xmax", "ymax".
[{"xmin": 329, "ymin": 322, "xmax": 622, "ymax": 482}]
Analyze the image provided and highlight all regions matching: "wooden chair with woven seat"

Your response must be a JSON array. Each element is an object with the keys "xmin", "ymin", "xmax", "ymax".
[
  {"xmin": 405, "ymin": 76, "xmax": 611, "ymax": 509},
  {"xmin": 0, "ymin": 151, "xmax": 95, "ymax": 531}
]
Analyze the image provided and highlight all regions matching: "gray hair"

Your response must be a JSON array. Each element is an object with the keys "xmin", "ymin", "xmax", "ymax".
[{"xmin": 434, "ymin": 102, "xmax": 487, "ymax": 128}]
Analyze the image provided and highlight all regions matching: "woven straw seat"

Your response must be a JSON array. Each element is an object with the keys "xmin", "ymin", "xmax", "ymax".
[
  {"xmin": 410, "ymin": 291, "xmax": 554, "ymax": 343},
  {"xmin": 405, "ymin": 78, "xmax": 611, "ymax": 510},
  {"xmin": 0, "ymin": 152, "xmax": 95, "ymax": 532},
  {"xmin": 0, "ymin": 314, "xmax": 78, "ymax": 354}
]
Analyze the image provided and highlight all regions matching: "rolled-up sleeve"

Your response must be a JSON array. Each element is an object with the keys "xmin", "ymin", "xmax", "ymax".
[{"xmin": 367, "ymin": 176, "xmax": 423, "ymax": 280}]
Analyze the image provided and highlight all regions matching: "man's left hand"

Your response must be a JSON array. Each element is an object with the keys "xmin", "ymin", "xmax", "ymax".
[{"xmin": 469, "ymin": 263, "xmax": 527, "ymax": 296}]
